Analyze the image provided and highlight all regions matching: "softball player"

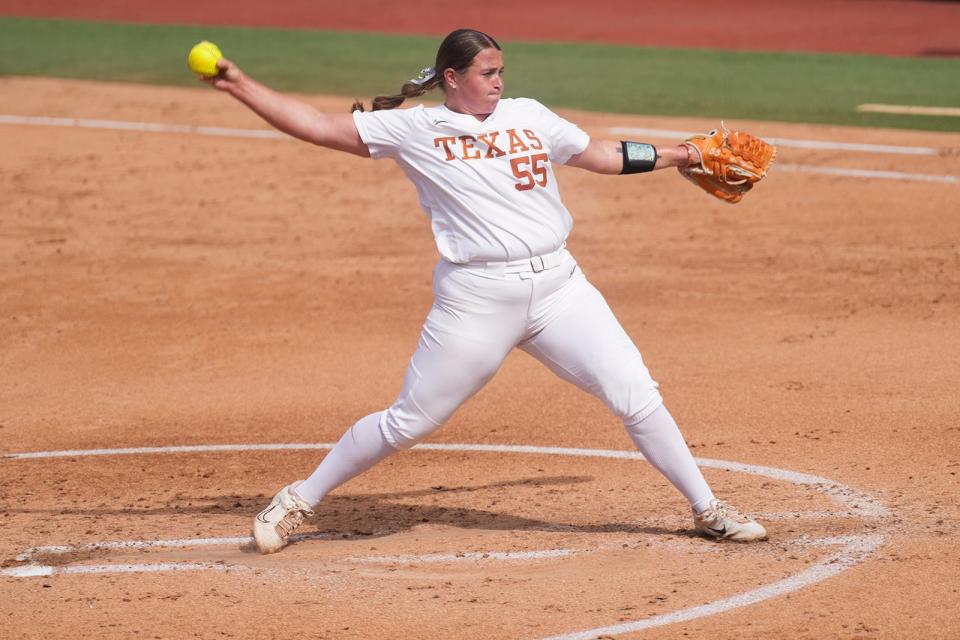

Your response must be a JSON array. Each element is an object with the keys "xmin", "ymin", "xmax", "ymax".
[{"xmin": 205, "ymin": 29, "xmax": 766, "ymax": 553}]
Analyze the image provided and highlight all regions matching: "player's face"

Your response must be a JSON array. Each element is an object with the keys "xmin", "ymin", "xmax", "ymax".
[{"xmin": 446, "ymin": 47, "xmax": 504, "ymax": 117}]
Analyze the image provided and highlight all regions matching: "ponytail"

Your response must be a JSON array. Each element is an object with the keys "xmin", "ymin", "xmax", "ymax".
[
  {"xmin": 351, "ymin": 29, "xmax": 501, "ymax": 113},
  {"xmin": 352, "ymin": 67, "xmax": 441, "ymax": 112}
]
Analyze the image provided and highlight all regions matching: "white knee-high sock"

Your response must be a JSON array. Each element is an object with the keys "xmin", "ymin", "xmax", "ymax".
[
  {"xmin": 624, "ymin": 404, "xmax": 715, "ymax": 514},
  {"xmin": 294, "ymin": 412, "xmax": 396, "ymax": 507}
]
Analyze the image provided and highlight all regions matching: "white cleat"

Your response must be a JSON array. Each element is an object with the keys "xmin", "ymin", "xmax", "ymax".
[
  {"xmin": 252, "ymin": 481, "xmax": 315, "ymax": 554},
  {"xmin": 693, "ymin": 499, "xmax": 767, "ymax": 542}
]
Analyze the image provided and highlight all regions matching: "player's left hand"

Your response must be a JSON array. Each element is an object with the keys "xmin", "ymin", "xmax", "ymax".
[{"xmin": 679, "ymin": 124, "xmax": 776, "ymax": 204}]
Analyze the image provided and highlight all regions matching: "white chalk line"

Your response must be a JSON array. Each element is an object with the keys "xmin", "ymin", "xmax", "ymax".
[
  {"xmin": 542, "ymin": 534, "xmax": 886, "ymax": 640},
  {"xmin": 347, "ymin": 548, "xmax": 579, "ymax": 564},
  {"xmin": 3, "ymin": 562, "xmax": 224, "ymax": 578},
  {"xmin": 857, "ymin": 104, "xmax": 960, "ymax": 118},
  {"xmin": 10, "ymin": 519, "xmax": 854, "ymax": 562},
  {"xmin": 778, "ymin": 163, "xmax": 957, "ymax": 184},
  {"xmin": 607, "ymin": 126, "xmax": 940, "ymax": 155},
  {"xmin": 4, "ymin": 533, "xmax": 866, "ymax": 579},
  {"xmin": 3, "ymin": 442, "xmax": 334, "ymax": 459},
  {"xmin": 754, "ymin": 510, "xmax": 865, "ymax": 520},
  {"xmin": 14, "ymin": 533, "xmax": 328, "ymax": 561},
  {"xmin": 1, "ymin": 442, "xmax": 889, "ymax": 639},
  {"xmin": 610, "ymin": 126, "xmax": 958, "ymax": 184},
  {"xmin": 791, "ymin": 534, "xmax": 872, "ymax": 547},
  {"xmin": 0, "ymin": 114, "xmax": 291, "ymax": 140},
  {"xmin": 12, "ymin": 535, "xmax": 565, "ymax": 564},
  {"xmin": 1, "ymin": 114, "xmax": 954, "ymax": 183},
  {"xmin": 16, "ymin": 537, "xmax": 248, "ymax": 560},
  {"xmin": 3, "ymin": 524, "xmax": 860, "ymax": 578},
  {"xmin": 6, "ymin": 509, "xmax": 857, "ymax": 568},
  {"xmin": 5, "ymin": 536, "xmax": 576, "ymax": 578},
  {"xmin": 692, "ymin": 456, "xmax": 889, "ymax": 518}
]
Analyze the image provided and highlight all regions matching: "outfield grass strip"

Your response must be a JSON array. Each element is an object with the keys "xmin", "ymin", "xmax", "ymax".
[{"xmin": 1, "ymin": 17, "xmax": 959, "ymax": 132}]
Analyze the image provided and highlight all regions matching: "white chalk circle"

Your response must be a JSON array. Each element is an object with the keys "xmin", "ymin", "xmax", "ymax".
[{"xmin": 3, "ymin": 442, "xmax": 889, "ymax": 638}]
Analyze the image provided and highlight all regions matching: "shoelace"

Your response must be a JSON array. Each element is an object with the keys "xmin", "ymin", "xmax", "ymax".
[
  {"xmin": 274, "ymin": 490, "xmax": 314, "ymax": 539},
  {"xmin": 276, "ymin": 510, "xmax": 304, "ymax": 539},
  {"xmin": 711, "ymin": 501, "xmax": 730, "ymax": 519},
  {"xmin": 709, "ymin": 500, "xmax": 750, "ymax": 524}
]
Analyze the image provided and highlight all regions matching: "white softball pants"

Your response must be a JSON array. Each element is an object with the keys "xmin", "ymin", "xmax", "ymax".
[
  {"xmin": 381, "ymin": 250, "xmax": 664, "ymax": 447},
  {"xmin": 296, "ymin": 249, "xmax": 715, "ymax": 513}
]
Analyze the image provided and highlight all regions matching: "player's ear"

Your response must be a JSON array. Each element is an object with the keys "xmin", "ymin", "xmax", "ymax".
[{"xmin": 443, "ymin": 67, "xmax": 458, "ymax": 90}]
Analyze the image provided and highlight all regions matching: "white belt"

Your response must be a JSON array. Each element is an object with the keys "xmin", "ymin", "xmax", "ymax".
[{"xmin": 464, "ymin": 246, "xmax": 567, "ymax": 274}]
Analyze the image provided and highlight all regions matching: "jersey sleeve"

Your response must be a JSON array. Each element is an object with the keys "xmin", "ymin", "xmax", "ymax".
[
  {"xmin": 352, "ymin": 107, "xmax": 416, "ymax": 159},
  {"xmin": 533, "ymin": 100, "xmax": 591, "ymax": 165}
]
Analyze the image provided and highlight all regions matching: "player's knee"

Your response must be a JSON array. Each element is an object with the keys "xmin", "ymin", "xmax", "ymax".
[
  {"xmin": 622, "ymin": 385, "xmax": 664, "ymax": 428},
  {"xmin": 594, "ymin": 356, "xmax": 663, "ymax": 425},
  {"xmin": 379, "ymin": 402, "xmax": 443, "ymax": 450}
]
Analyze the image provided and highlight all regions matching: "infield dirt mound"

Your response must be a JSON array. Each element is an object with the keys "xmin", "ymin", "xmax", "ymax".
[{"xmin": 1, "ymin": 77, "xmax": 959, "ymax": 638}]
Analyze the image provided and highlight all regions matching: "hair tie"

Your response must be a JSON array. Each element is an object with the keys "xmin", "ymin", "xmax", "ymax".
[{"xmin": 409, "ymin": 66, "xmax": 437, "ymax": 86}]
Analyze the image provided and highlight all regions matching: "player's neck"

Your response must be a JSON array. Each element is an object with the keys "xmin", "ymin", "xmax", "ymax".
[{"xmin": 443, "ymin": 100, "xmax": 494, "ymax": 122}]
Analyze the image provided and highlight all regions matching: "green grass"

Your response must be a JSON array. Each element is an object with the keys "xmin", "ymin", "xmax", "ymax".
[{"xmin": 2, "ymin": 17, "xmax": 959, "ymax": 131}]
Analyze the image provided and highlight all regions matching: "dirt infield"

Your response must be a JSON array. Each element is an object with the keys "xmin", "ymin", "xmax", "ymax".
[
  {"xmin": 2, "ymin": 76, "xmax": 959, "ymax": 638},
  {"xmin": 4, "ymin": 0, "xmax": 960, "ymax": 57}
]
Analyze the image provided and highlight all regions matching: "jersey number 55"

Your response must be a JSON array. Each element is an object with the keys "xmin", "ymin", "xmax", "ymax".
[{"xmin": 510, "ymin": 153, "xmax": 549, "ymax": 191}]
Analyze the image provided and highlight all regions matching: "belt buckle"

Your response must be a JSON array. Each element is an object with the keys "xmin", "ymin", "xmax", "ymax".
[{"xmin": 530, "ymin": 255, "xmax": 545, "ymax": 273}]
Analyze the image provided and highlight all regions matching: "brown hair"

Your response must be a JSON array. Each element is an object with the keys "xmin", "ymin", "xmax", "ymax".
[{"xmin": 351, "ymin": 28, "xmax": 501, "ymax": 112}]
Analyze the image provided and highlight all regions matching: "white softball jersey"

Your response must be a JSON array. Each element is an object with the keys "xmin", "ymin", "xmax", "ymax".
[{"xmin": 352, "ymin": 98, "xmax": 590, "ymax": 263}]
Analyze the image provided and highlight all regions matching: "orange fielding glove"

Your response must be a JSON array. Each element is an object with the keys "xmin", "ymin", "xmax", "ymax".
[{"xmin": 679, "ymin": 123, "xmax": 777, "ymax": 204}]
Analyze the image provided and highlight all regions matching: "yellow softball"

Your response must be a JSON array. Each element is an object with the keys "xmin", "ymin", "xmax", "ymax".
[{"xmin": 187, "ymin": 40, "xmax": 223, "ymax": 77}]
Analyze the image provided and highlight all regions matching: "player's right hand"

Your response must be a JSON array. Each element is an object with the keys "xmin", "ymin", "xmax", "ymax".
[{"xmin": 203, "ymin": 58, "xmax": 243, "ymax": 92}]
